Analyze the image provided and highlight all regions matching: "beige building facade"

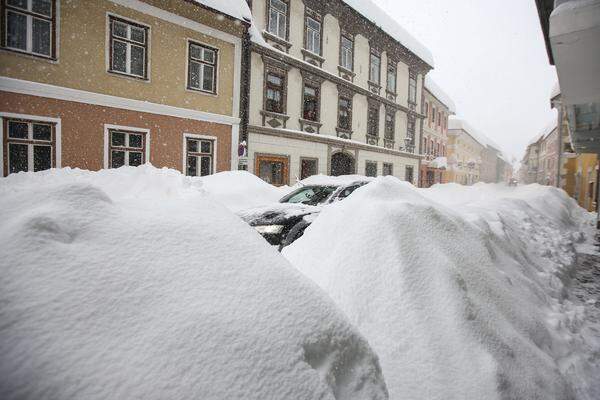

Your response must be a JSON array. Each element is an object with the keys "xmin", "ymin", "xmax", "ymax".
[
  {"xmin": 243, "ymin": 0, "xmax": 432, "ymax": 185},
  {"xmin": 447, "ymin": 118, "xmax": 485, "ymax": 185},
  {"xmin": 1, "ymin": 0, "xmax": 246, "ymax": 176}
]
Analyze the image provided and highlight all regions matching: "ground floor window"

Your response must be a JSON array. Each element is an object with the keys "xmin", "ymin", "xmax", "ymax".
[
  {"xmin": 186, "ymin": 137, "xmax": 214, "ymax": 176},
  {"xmin": 300, "ymin": 157, "xmax": 318, "ymax": 180},
  {"xmin": 365, "ymin": 161, "xmax": 377, "ymax": 177},
  {"xmin": 256, "ymin": 154, "xmax": 288, "ymax": 186},
  {"xmin": 3, "ymin": 118, "xmax": 55, "ymax": 176},
  {"xmin": 383, "ymin": 162, "xmax": 393, "ymax": 176},
  {"xmin": 405, "ymin": 165, "xmax": 414, "ymax": 184},
  {"xmin": 109, "ymin": 129, "xmax": 146, "ymax": 168}
]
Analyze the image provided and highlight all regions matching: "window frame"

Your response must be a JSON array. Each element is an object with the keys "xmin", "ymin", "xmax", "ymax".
[
  {"xmin": 369, "ymin": 50, "xmax": 381, "ymax": 85},
  {"xmin": 108, "ymin": 129, "xmax": 147, "ymax": 168},
  {"xmin": 304, "ymin": 10, "xmax": 322, "ymax": 56},
  {"xmin": 103, "ymin": 124, "xmax": 149, "ymax": 169},
  {"xmin": 382, "ymin": 162, "xmax": 393, "ymax": 176},
  {"xmin": 255, "ymin": 153, "xmax": 289, "ymax": 186},
  {"xmin": 1, "ymin": 0, "xmax": 57, "ymax": 59},
  {"xmin": 183, "ymin": 133, "xmax": 217, "ymax": 177},
  {"xmin": 408, "ymin": 69, "xmax": 417, "ymax": 104},
  {"xmin": 2, "ymin": 116, "xmax": 57, "ymax": 176},
  {"xmin": 337, "ymin": 95, "xmax": 352, "ymax": 131},
  {"xmin": 187, "ymin": 40, "xmax": 218, "ymax": 95},
  {"xmin": 267, "ymin": 0, "xmax": 288, "ymax": 41},
  {"xmin": 107, "ymin": 15, "xmax": 149, "ymax": 80},
  {"xmin": 301, "ymin": 81, "xmax": 320, "ymax": 122},
  {"xmin": 300, "ymin": 156, "xmax": 318, "ymax": 180},
  {"xmin": 384, "ymin": 110, "xmax": 395, "ymax": 140},
  {"xmin": 339, "ymin": 33, "xmax": 353, "ymax": 71},
  {"xmin": 365, "ymin": 160, "xmax": 377, "ymax": 177},
  {"xmin": 405, "ymin": 165, "xmax": 414, "ymax": 184},
  {"xmin": 264, "ymin": 68, "xmax": 287, "ymax": 114},
  {"xmin": 367, "ymin": 102, "xmax": 380, "ymax": 138},
  {"xmin": 386, "ymin": 61, "xmax": 397, "ymax": 94}
]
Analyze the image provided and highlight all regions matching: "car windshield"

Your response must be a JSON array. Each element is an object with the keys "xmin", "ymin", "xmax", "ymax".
[{"xmin": 280, "ymin": 185, "xmax": 338, "ymax": 205}]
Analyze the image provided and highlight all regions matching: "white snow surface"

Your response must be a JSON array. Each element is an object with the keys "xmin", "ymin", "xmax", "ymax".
[
  {"xmin": 284, "ymin": 177, "xmax": 600, "ymax": 400},
  {"xmin": 424, "ymin": 76, "xmax": 456, "ymax": 113},
  {"xmin": 341, "ymin": 0, "xmax": 433, "ymax": 66},
  {"xmin": 0, "ymin": 166, "xmax": 389, "ymax": 400},
  {"xmin": 193, "ymin": 0, "xmax": 252, "ymax": 21}
]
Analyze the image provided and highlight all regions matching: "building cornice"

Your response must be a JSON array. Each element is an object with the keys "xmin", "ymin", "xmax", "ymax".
[
  {"xmin": 252, "ymin": 43, "xmax": 426, "ymax": 119},
  {"xmin": 248, "ymin": 124, "xmax": 423, "ymax": 160}
]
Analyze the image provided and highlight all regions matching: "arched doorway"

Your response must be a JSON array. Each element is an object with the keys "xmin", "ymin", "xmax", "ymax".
[{"xmin": 330, "ymin": 152, "xmax": 355, "ymax": 176}]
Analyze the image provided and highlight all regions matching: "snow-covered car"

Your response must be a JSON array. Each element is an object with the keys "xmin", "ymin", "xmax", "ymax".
[{"xmin": 238, "ymin": 176, "xmax": 371, "ymax": 250}]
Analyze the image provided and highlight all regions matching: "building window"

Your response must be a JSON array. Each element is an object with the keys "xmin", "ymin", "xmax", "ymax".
[
  {"xmin": 385, "ymin": 111, "xmax": 395, "ymax": 140},
  {"xmin": 268, "ymin": 0, "xmax": 287, "ymax": 40},
  {"xmin": 424, "ymin": 102, "xmax": 429, "ymax": 118},
  {"xmin": 408, "ymin": 70, "xmax": 417, "ymax": 104},
  {"xmin": 432, "ymin": 106, "xmax": 436, "ymax": 124},
  {"xmin": 386, "ymin": 62, "xmax": 396, "ymax": 93},
  {"xmin": 186, "ymin": 137, "xmax": 213, "ymax": 176},
  {"xmin": 300, "ymin": 157, "xmax": 317, "ymax": 179},
  {"xmin": 367, "ymin": 103, "xmax": 379, "ymax": 137},
  {"xmin": 338, "ymin": 96, "xmax": 352, "ymax": 130},
  {"xmin": 305, "ymin": 14, "xmax": 321, "ymax": 55},
  {"xmin": 365, "ymin": 161, "xmax": 377, "ymax": 177},
  {"xmin": 265, "ymin": 71, "xmax": 285, "ymax": 114},
  {"xmin": 302, "ymin": 83, "xmax": 319, "ymax": 121},
  {"xmin": 256, "ymin": 154, "xmax": 288, "ymax": 186},
  {"xmin": 3, "ymin": 0, "xmax": 55, "ymax": 58},
  {"xmin": 109, "ymin": 129, "xmax": 146, "ymax": 168},
  {"xmin": 383, "ymin": 162, "xmax": 393, "ymax": 176},
  {"xmin": 407, "ymin": 116, "xmax": 415, "ymax": 139},
  {"xmin": 340, "ymin": 34, "xmax": 353, "ymax": 70},
  {"xmin": 405, "ymin": 165, "xmax": 414, "ymax": 184},
  {"xmin": 3, "ymin": 118, "xmax": 54, "ymax": 175},
  {"xmin": 438, "ymin": 111, "xmax": 442, "ymax": 127},
  {"xmin": 188, "ymin": 42, "xmax": 217, "ymax": 94},
  {"xmin": 109, "ymin": 16, "xmax": 148, "ymax": 79},
  {"xmin": 369, "ymin": 51, "xmax": 381, "ymax": 84}
]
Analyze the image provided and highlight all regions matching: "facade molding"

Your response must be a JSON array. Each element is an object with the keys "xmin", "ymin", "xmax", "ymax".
[
  {"xmin": 0, "ymin": 77, "xmax": 240, "ymax": 126},
  {"xmin": 248, "ymin": 124, "xmax": 422, "ymax": 160}
]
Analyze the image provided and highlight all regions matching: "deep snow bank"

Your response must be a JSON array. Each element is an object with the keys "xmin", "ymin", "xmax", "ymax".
[
  {"xmin": 284, "ymin": 177, "xmax": 597, "ymax": 400},
  {"xmin": 0, "ymin": 166, "xmax": 388, "ymax": 400}
]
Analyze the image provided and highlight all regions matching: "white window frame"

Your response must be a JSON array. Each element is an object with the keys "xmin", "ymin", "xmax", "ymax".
[
  {"xmin": 369, "ymin": 52, "xmax": 381, "ymax": 84},
  {"xmin": 105, "ymin": 13, "xmax": 151, "ymax": 81},
  {"xmin": 340, "ymin": 34, "xmax": 353, "ymax": 70},
  {"xmin": 182, "ymin": 133, "xmax": 217, "ymax": 176},
  {"xmin": 185, "ymin": 38, "xmax": 219, "ymax": 95},
  {"xmin": 267, "ymin": 0, "xmax": 287, "ymax": 40},
  {"xmin": 103, "ymin": 124, "xmax": 150, "ymax": 169},
  {"xmin": 0, "ymin": 112, "xmax": 61, "ymax": 177},
  {"xmin": 305, "ymin": 15, "xmax": 320, "ymax": 55}
]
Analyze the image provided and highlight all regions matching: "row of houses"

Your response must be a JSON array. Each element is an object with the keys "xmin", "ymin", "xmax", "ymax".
[
  {"xmin": 0, "ymin": 0, "xmax": 510, "ymax": 187},
  {"xmin": 519, "ymin": 84, "xmax": 598, "ymax": 212}
]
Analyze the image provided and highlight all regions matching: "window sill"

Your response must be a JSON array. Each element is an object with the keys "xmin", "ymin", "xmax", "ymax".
[
  {"xmin": 1, "ymin": 47, "xmax": 57, "ymax": 63},
  {"xmin": 301, "ymin": 49, "xmax": 325, "ymax": 67},
  {"xmin": 366, "ymin": 134, "xmax": 379, "ymax": 146},
  {"xmin": 299, "ymin": 118, "xmax": 322, "ymax": 134},
  {"xmin": 337, "ymin": 65, "xmax": 355, "ymax": 82},
  {"xmin": 186, "ymin": 86, "xmax": 218, "ymax": 97},
  {"xmin": 262, "ymin": 30, "xmax": 292, "ymax": 52},
  {"xmin": 108, "ymin": 69, "xmax": 150, "ymax": 82},
  {"xmin": 368, "ymin": 81, "xmax": 381, "ymax": 95}
]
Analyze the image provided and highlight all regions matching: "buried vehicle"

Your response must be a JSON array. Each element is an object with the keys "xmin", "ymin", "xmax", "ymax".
[{"xmin": 238, "ymin": 176, "xmax": 371, "ymax": 250}]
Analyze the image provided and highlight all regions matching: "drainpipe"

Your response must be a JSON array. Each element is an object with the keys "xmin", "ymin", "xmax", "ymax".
[
  {"xmin": 238, "ymin": 21, "xmax": 252, "ymax": 171},
  {"xmin": 556, "ymin": 102, "xmax": 563, "ymax": 188}
]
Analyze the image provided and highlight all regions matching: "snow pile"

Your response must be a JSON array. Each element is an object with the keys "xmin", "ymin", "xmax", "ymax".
[
  {"xmin": 196, "ymin": 170, "xmax": 288, "ymax": 212},
  {"xmin": 429, "ymin": 156, "xmax": 448, "ymax": 169},
  {"xmin": 284, "ymin": 177, "xmax": 598, "ymax": 400},
  {"xmin": 0, "ymin": 166, "xmax": 388, "ymax": 400}
]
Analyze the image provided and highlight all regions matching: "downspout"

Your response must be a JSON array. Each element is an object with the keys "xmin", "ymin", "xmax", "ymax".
[
  {"xmin": 556, "ymin": 101, "xmax": 563, "ymax": 188},
  {"xmin": 238, "ymin": 19, "xmax": 252, "ymax": 170}
]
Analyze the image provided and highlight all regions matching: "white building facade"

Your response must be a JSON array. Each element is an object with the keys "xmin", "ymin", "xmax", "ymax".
[{"xmin": 242, "ymin": 0, "xmax": 432, "ymax": 185}]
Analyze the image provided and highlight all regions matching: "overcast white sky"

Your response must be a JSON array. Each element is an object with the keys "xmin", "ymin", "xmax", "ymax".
[{"xmin": 373, "ymin": 0, "xmax": 558, "ymax": 161}]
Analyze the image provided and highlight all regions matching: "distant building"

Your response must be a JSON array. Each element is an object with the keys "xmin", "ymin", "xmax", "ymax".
[
  {"xmin": 419, "ymin": 76, "xmax": 455, "ymax": 188},
  {"xmin": 0, "ymin": 0, "xmax": 248, "ymax": 177},
  {"xmin": 447, "ymin": 118, "xmax": 485, "ymax": 185}
]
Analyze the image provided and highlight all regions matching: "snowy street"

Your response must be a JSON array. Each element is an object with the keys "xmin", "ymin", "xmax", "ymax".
[{"xmin": 1, "ymin": 166, "xmax": 600, "ymax": 399}]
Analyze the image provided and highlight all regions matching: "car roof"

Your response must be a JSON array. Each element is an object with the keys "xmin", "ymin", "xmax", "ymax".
[{"xmin": 297, "ymin": 174, "xmax": 374, "ymax": 187}]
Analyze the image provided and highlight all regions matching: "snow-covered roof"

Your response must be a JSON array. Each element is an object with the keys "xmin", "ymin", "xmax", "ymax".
[
  {"xmin": 550, "ymin": 80, "xmax": 561, "ymax": 99},
  {"xmin": 193, "ymin": 0, "xmax": 252, "ymax": 22},
  {"xmin": 424, "ymin": 76, "xmax": 456, "ymax": 113},
  {"xmin": 448, "ymin": 117, "xmax": 489, "ymax": 148},
  {"xmin": 528, "ymin": 109, "xmax": 558, "ymax": 145},
  {"xmin": 342, "ymin": 0, "xmax": 434, "ymax": 67}
]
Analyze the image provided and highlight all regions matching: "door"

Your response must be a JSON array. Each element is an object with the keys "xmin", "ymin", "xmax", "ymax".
[{"xmin": 256, "ymin": 154, "xmax": 289, "ymax": 186}]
